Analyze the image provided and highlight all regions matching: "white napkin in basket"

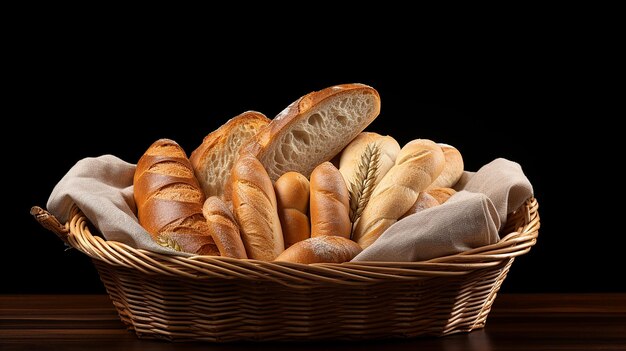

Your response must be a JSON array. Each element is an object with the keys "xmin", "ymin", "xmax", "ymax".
[
  {"xmin": 352, "ymin": 158, "xmax": 533, "ymax": 262},
  {"xmin": 46, "ymin": 156, "xmax": 533, "ymax": 261}
]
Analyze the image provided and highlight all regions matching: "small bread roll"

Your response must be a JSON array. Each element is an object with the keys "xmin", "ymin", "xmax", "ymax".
[
  {"xmin": 231, "ymin": 152, "xmax": 284, "ymax": 261},
  {"xmin": 274, "ymin": 172, "xmax": 311, "ymax": 248},
  {"xmin": 399, "ymin": 192, "xmax": 440, "ymax": 219},
  {"xmin": 427, "ymin": 187, "xmax": 457, "ymax": 204},
  {"xmin": 310, "ymin": 162, "xmax": 351, "ymax": 239},
  {"xmin": 426, "ymin": 144, "xmax": 464, "ymax": 190},
  {"xmin": 202, "ymin": 197, "xmax": 247, "ymax": 259},
  {"xmin": 274, "ymin": 236, "xmax": 362, "ymax": 264}
]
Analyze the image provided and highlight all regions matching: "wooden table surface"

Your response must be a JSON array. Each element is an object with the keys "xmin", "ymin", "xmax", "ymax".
[{"xmin": 1, "ymin": 293, "xmax": 625, "ymax": 350}]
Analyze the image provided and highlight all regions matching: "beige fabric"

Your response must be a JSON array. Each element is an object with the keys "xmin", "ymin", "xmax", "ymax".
[
  {"xmin": 46, "ymin": 156, "xmax": 532, "ymax": 262},
  {"xmin": 47, "ymin": 155, "xmax": 182, "ymax": 256},
  {"xmin": 353, "ymin": 158, "xmax": 533, "ymax": 262}
]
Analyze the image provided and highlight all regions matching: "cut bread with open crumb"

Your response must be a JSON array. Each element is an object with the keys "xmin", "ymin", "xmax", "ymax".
[
  {"xmin": 190, "ymin": 111, "xmax": 270, "ymax": 199},
  {"xmin": 242, "ymin": 84, "xmax": 381, "ymax": 182}
]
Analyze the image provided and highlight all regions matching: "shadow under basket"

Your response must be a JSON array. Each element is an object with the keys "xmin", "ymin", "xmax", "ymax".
[{"xmin": 31, "ymin": 197, "xmax": 539, "ymax": 342}]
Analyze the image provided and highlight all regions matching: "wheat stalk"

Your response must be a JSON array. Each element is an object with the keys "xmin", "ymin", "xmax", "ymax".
[
  {"xmin": 349, "ymin": 143, "xmax": 380, "ymax": 238},
  {"xmin": 157, "ymin": 234, "xmax": 182, "ymax": 252}
]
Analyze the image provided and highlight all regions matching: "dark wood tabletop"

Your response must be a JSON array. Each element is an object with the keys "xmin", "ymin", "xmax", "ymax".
[{"xmin": 1, "ymin": 293, "xmax": 625, "ymax": 350}]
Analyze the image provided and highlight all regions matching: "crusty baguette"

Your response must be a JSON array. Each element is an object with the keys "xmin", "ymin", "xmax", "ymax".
[
  {"xmin": 352, "ymin": 139, "xmax": 445, "ymax": 248},
  {"xmin": 202, "ymin": 196, "xmax": 247, "ymax": 259},
  {"xmin": 243, "ymin": 83, "xmax": 381, "ymax": 182},
  {"xmin": 339, "ymin": 132, "xmax": 401, "ymax": 189},
  {"xmin": 133, "ymin": 138, "xmax": 219, "ymax": 255},
  {"xmin": 274, "ymin": 172, "xmax": 310, "ymax": 248},
  {"xmin": 338, "ymin": 132, "xmax": 401, "ymax": 228},
  {"xmin": 274, "ymin": 236, "xmax": 362, "ymax": 264},
  {"xmin": 309, "ymin": 162, "xmax": 351, "ymax": 239},
  {"xmin": 426, "ymin": 143, "xmax": 464, "ymax": 190},
  {"xmin": 190, "ymin": 111, "xmax": 270, "ymax": 200},
  {"xmin": 231, "ymin": 152, "xmax": 284, "ymax": 261},
  {"xmin": 399, "ymin": 192, "xmax": 440, "ymax": 219},
  {"xmin": 426, "ymin": 187, "xmax": 457, "ymax": 204}
]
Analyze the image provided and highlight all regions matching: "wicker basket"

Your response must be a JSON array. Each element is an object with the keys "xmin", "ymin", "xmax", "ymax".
[{"xmin": 31, "ymin": 197, "xmax": 539, "ymax": 342}]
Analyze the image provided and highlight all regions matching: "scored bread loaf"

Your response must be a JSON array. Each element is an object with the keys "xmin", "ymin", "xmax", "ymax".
[
  {"xmin": 338, "ymin": 132, "xmax": 401, "ymax": 227},
  {"xmin": 231, "ymin": 152, "xmax": 284, "ymax": 261},
  {"xmin": 274, "ymin": 172, "xmax": 310, "ymax": 248},
  {"xmin": 274, "ymin": 236, "xmax": 362, "ymax": 264},
  {"xmin": 202, "ymin": 197, "xmax": 247, "ymax": 259},
  {"xmin": 190, "ymin": 111, "xmax": 270, "ymax": 200},
  {"xmin": 133, "ymin": 139, "xmax": 219, "ymax": 255},
  {"xmin": 309, "ymin": 162, "xmax": 351, "ymax": 239},
  {"xmin": 426, "ymin": 187, "xmax": 457, "ymax": 204},
  {"xmin": 242, "ymin": 83, "xmax": 381, "ymax": 182},
  {"xmin": 399, "ymin": 192, "xmax": 440, "ymax": 219},
  {"xmin": 426, "ymin": 143, "xmax": 464, "ymax": 190},
  {"xmin": 352, "ymin": 139, "xmax": 445, "ymax": 248}
]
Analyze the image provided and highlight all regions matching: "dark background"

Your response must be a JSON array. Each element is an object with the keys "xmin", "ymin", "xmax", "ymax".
[{"xmin": 5, "ymin": 35, "xmax": 619, "ymax": 294}]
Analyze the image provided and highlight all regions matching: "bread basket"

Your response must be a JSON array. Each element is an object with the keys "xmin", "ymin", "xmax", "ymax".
[{"xmin": 31, "ymin": 197, "xmax": 538, "ymax": 342}]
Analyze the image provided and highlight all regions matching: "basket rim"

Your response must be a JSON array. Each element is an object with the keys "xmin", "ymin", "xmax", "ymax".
[{"xmin": 39, "ymin": 197, "xmax": 539, "ymax": 287}]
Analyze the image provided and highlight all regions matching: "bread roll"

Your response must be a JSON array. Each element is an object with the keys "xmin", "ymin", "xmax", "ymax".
[
  {"xmin": 274, "ymin": 236, "xmax": 362, "ymax": 264},
  {"xmin": 134, "ymin": 139, "xmax": 219, "ymax": 255},
  {"xmin": 190, "ymin": 111, "xmax": 269, "ymax": 200},
  {"xmin": 339, "ymin": 132, "xmax": 401, "ymax": 227},
  {"xmin": 426, "ymin": 187, "xmax": 457, "ymax": 204},
  {"xmin": 202, "ymin": 197, "xmax": 247, "ymax": 259},
  {"xmin": 242, "ymin": 83, "xmax": 381, "ymax": 182},
  {"xmin": 310, "ymin": 162, "xmax": 351, "ymax": 239},
  {"xmin": 426, "ymin": 144, "xmax": 464, "ymax": 190},
  {"xmin": 274, "ymin": 172, "xmax": 310, "ymax": 248},
  {"xmin": 352, "ymin": 139, "xmax": 445, "ymax": 248},
  {"xmin": 231, "ymin": 152, "xmax": 284, "ymax": 261},
  {"xmin": 399, "ymin": 192, "xmax": 440, "ymax": 219}
]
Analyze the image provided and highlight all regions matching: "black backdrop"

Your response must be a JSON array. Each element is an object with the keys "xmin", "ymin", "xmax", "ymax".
[{"xmin": 6, "ymin": 50, "xmax": 620, "ymax": 294}]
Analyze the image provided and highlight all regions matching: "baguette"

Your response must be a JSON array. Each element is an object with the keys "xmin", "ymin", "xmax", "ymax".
[
  {"xmin": 309, "ymin": 162, "xmax": 351, "ymax": 239},
  {"xmin": 274, "ymin": 236, "xmax": 362, "ymax": 264},
  {"xmin": 243, "ymin": 83, "xmax": 381, "ymax": 182},
  {"xmin": 352, "ymin": 139, "xmax": 445, "ymax": 248},
  {"xmin": 202, "ymin": 197, "xmax": 247, "ymax": 259},
  {"xmin": 274, "ymin": 172, "xmax": 311, "ymax": 248},
  {"xmin": 338, "ymin": 132, "xmax": 401, "ymax": 228},
  {"xmin": 190, "ymin": 111, "xmax": 270, "ymax": 200},
  {"xmin": 399, "ymin": 192, "xmax": 440, "ymax": 219},
  {"xmin": 426, "ymin": 144, "xmax": 464, "ymax": 190},
  {"xmin": 133, "ymin": 139, "xmax": 219, "ymax": 255},
  {"xmin": 231, "ymin": 152, "xmax": 284, "ymax": 261},
  {"xmin": 426, "ymin": 187, "xmax": 457, "ymax": 204}
]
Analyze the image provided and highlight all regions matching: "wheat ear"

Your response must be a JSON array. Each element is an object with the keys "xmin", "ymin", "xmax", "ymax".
[{"xmin": 348, "ymin": 143, "xmax": 380, "ymax": 238}]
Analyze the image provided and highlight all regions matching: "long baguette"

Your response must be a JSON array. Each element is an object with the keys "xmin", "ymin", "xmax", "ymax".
[
  {"xmin": 133, "ymin": 139, "xmax": 219, "ymax": 255},
  {"xmin": 231, "ymin": 152, "xmax": 284, "ymax": 261},
  {"xmin": 352, "ymin": 139, "xmax": 445, "ymax": 248}
]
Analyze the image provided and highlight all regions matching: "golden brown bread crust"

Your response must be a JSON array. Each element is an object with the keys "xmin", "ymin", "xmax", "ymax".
[
  {"xmin": 352, "ymin": 139, "xmax": 445, "ymax": 249},
  {"xmin": 231, "ymin": 152, "xmax": 284, "ymax": 261},
  {"xmin": 190, "ymin": 111, "xmax": 270, "ymax": 200},
  {"xmin": 274, "ymin": 172, "xmax": 310, "ymax": 248},
  {"xmin": 243, "ymin": 83, "xmax": 381, "ymax": 181},
  {"xmin": 202, "ymin": 197, "xmax": 247, "ymax": 259},
  {"xmin": 309, "ymin": 162, "xmax": 351, "ymax": 239},
  {"xmin": 274, "ymin": 236, "xmax": 362, "ymax": 264},
  {"xmin": 134, "ymin": 139, "xmax": 219, "ymax": 255},
  {"xmin": 426, "ymin": 187, "xmax": 457, "ymax": 204},
  {"xmin": 426, "ymin": 144, "xmax": 464, "ymax": 190},
  {"xmin": 399, "ymin": 192, "xmax": 440, "ymax": 219}
]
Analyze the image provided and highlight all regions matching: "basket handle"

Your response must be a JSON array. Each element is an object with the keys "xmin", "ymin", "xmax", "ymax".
[{"xmin": 30, "ymin": 206, "xmax": 70, "ymax": 245}]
